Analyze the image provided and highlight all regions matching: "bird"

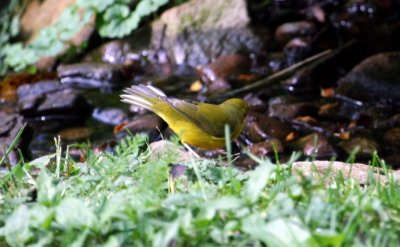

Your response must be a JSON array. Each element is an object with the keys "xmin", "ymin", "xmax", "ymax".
[{"xmin": 120, "ymin": 84, "xmax": 248, "ymax": 150}]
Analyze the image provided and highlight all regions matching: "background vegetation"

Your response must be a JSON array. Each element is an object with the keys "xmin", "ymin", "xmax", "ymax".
[{"xmin": 0, "ymin": 0, "xmax": 175, "ymax": 75}]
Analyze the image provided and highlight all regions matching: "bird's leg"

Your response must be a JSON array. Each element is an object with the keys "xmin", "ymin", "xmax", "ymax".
[{"xmin": 183, "ymin": 143, "xmax": 201, "ymax": 158}]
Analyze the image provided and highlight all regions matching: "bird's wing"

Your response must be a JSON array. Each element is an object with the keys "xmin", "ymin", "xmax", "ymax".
[{"xmin": 162, "ymin": 98, "xmax": 228, "ymax": 138}]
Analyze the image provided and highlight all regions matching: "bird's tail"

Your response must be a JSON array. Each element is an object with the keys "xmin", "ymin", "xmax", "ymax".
[{"xmin": 120, "ymin": 84, "xmax": 167, "ymax": 111}]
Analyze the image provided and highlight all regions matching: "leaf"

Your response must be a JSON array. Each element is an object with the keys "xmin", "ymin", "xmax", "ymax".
[
  {"xmin": 206, "ymin": 196, "xmax": 243, "ymax": 210},
  {"xmin": 10, "ymin": 14, "xmax": 20, "ymax": 37},
  {"xmin": 243, "ymin": 163, "xmax": 273, "ymax": 203},
  {"xmin": 77, "ymin": 0, "xmax": 115, "ymax": 12},
  {"xmin": 55, "ymin": 198, "xmax": 97, "ymax": 229},
  {"xmin": 29, "ymin": 154, "xmax": 55, "ymax": 169},
  {"xmin": 36, "ymin": 170, "xmax": 58, "ymax": 204},
  {"xmin": 98, "ymin": 192, "xmax": 128, "ymax": 225},
  {"xmin": 3, "ymin": 205, "xmax": 32, "ymax": 247},
  {"xmin": 313, "ymin": 229, "xmax": 344, "ymax": 247},
  {"xmin": 242, "ymin": 215, "xmax": 319, "ymax": 247},
  {"xmin": 263, "ymin": 218, "xmax": 319, "ymax": 247},
  {"xmin": 152, "ymin": 220, "xmax": 179, "ymax": 247}
]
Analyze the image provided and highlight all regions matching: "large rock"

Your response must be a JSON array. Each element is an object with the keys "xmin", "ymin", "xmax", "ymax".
[
  {"xmin": 20, "ymin": 0, "xmax": 94, "ymax": 70},
  {"xmin": 17, "ymin": 80, "xmax": 92, "ymax": 118},
  {"xmin": 337, "ymin": 52, "xmax": 400, "ymax": 106},
  {"xmin": 57, "ymin": 63, "xmax": 129, "ymax": 88},
  {"xmin": 151, "ymin": 0, "xmax": 263, "ymax": 66}
]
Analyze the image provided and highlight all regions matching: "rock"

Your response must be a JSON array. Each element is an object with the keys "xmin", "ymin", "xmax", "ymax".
[
  {"xmin": 0, "ymin": 113, "xmax": 32, "ymax": 162},
  {"xmin": 244, "ymin": 112, "xmax": 293, "ymax": 142},
  {"xmin": 331, "ymin": 2, "xmax": 400, "ymax": 53},
  {"xmin": 339, "ymin": 137, "xmax": 379, "ymax": 158},
  {"xmin": 268, "ymin": 96, "xmax": 317, "ymax": 120},
  {"xmin": 249, "ymin": 139, "xmax": 284, "ymax": 157},
  {"xmin": 20, "ymin": 0, "xmax": 94, "ymax": 70},
  {"xmin": 383, "ymin": 128, "xmax": 400, "ymax": 147},
  {"xmin": 383, "ymin": 153, "xmax": 400, "ymax": 169},
  {"xmin": 151, "ymin": 0, "xmax": 263, "ymax": 66},
  {"xmin": 292, "ymin": 161, "xmax": 395, "ymax": 185},
  {"xmin": 0, "ymin": 73, "xmax": 57, "ymax": 102},
  {"xmin": 17, "ymin": 80, "xmax": 92, "ymax": 119},
  {"xmin": 114, "ymin": 114, "xmax": 165, "ymax": 140},
  {"xmin": 92, "ymin": 108, "xmax": 128, "ymax": 125},
  {"xmin": 57, "ymin": 63, "xmax": 130, "ymax": 88},
  {"xmin": 282, "ymin": 41, "xmax": 367, "ymax": 95},
  {"xmin": 197, "ymin": 54, "xmax": 252, "ymax": 93},
  {"xmin": 337, "ymin": 52, "xmax": 400, "ymax": 106},
  {"xmin": 292, "ymin": 133, "xmax": 336, "ymax": 158},
  {"xmin": 58, "ymin": 127, "xmax": 92, "ymax": 141},
  {"xmin": 243, "ymin": 93, "xmax": 268, "ymax": 112},
  {"xmin": 283, "ymin": 38, "xmax": 311, "ymax": 66},
  {"xmin": 82, "ymin": 39, "xmax": 148, "ymax": 69},
  {"xmin": 374, "ymin": 114, "xmax": 400, "ymax": 129},
  {"xmin": 275, "ymin": 21, "xmax": 316, "ymax": 45},
  {"xmin": 17, "ymin": 80, "xmax": 65, "ymax": 115},
  {"xmin": 83, "ymin": 40, "xmax": 133, "ymax": 64},
  {"xmin": 39, "ymin": 89, "xmax": 90, "ymax": 117}
]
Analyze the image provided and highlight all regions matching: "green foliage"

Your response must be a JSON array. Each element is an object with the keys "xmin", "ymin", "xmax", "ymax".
[
  {"xmin": 99, "ymin": 0, "xmax": 172, "ymax": 38},
  {"xmin": 0, "ymin": 133, "xmax": 399, "ymax": 246},
  {"xmin": 0, "ymin": 0, "xmax": 170, "ymax": 75}
]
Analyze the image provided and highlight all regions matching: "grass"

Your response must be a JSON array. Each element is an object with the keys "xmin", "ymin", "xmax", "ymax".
[{"xmin": 0, "ymin": 133, "xmax": 399, "ymax": 247}]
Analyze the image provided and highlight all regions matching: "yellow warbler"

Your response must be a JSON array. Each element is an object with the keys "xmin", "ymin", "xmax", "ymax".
[{"xmin": 120, "ymin": 84, "xmax": 248, "ymax": 149}]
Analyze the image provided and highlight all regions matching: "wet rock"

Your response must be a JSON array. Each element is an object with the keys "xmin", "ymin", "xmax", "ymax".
[
  {"xmin": 265, "ymin": 52, "xmax": 286, "ymax": 73},
  {"xmin": 198, "ymin": 54, "xmax": 252, "ymax": 93},
  {"xmin": 0, "ymin": 73, "xmax": 57, "ymax": 102},
  {"xmin": 82, "ymin": 39, "xmax": 150, "ymax": 70},
  {"xmin": 268, "ymin": 96, "xmax": 317, "ymax": 120},
  {"xmin": 0, "ymin": 113, "xmax": 32, "ymax": 162},
  {"xmin": 339, "ymin": 137, "xmax": 379, "ymax": 158},
  {"xmin": 92, "ymin": 140, "xmax": 118, "ymax": 156},
  {"xmin": 318, "ymin": 100, "xmax": 369, "ymax": 123},
  {"xmin": 57, "ymin": 63, "xmax": 130, "ymax": 88},
  {"xmin": 17, "ymin": 80, "xmax": 66, "ymax": 113},
  {"xmin": 284, "ymin": 37, "xmax": 311, "ymax": 66},
  {"xmin": 337, "ymin": 52, "xmax": 400, "ymax": 106},
  {"xmin": 383, "ymin": 154, "xmax": 400, "ymax": 169},
  {"xmin": 244, "ymin": 112, "xmax": 293, "ymax": 142},
  {"xmin": 20, "ymin": 0, "xmax": 94, "ymax": 70},
  {"xmin": 243, "ymin": 93, "xmax": 268, "ymax": 112},
  {"xmin": 29, "ymin": 133, "xmax": 57, "ymax": 158},
  {"xmin": 282, "ymin": 41, "xmax": 367, "ymax": 95},
  {"xmin": 151, "ymin": 0, "xmax": 263, "ymax": 66},
  {"xmin": 84, "ymin": 40, "xmax": 133, "ymax": 64},
  {"xmin": 58, "ymin": 127, "xmax": 92, "ymax": 141},
  {"xmin": 17, "ymin": 80, "xmax": 92, "ymax": 124},
  {"xmin": 374, "ymin": 114, "xmax": 400, "ymax": 129},
  {"xmin": 331, "ymin": 1, "xmax": 400, "ymax": 52},
  {"xmin": 285, "ymin": 37, "xmax": 309, "ymax": 50},
  {"xmin": 292, "ymin": 133, "xmax": 336, "ymax": 158},
  {"xmin": 383, "ymin": 128, "xmax": 400, "ymax": 148},
  {"xmin": 275, "ymin": 21, "xmax": 316, "ymax": 45},
  {"xmin": 41, "ymin": 89, "xmax": 90, "ymax": 117},
  {"xmin": 114, "ymin": 114, "xmax": 165, "ymax": 139},
  {"xmin": 318, "ymin": 101, "xmax": 340, "ymax": 119},
  {"xmin": 249, "ymin": 139, "xmax": 284, "ymax": 157},
  {"xmin": 92, "ymin": 108, "xmax": 128, "ymax": 125}
]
